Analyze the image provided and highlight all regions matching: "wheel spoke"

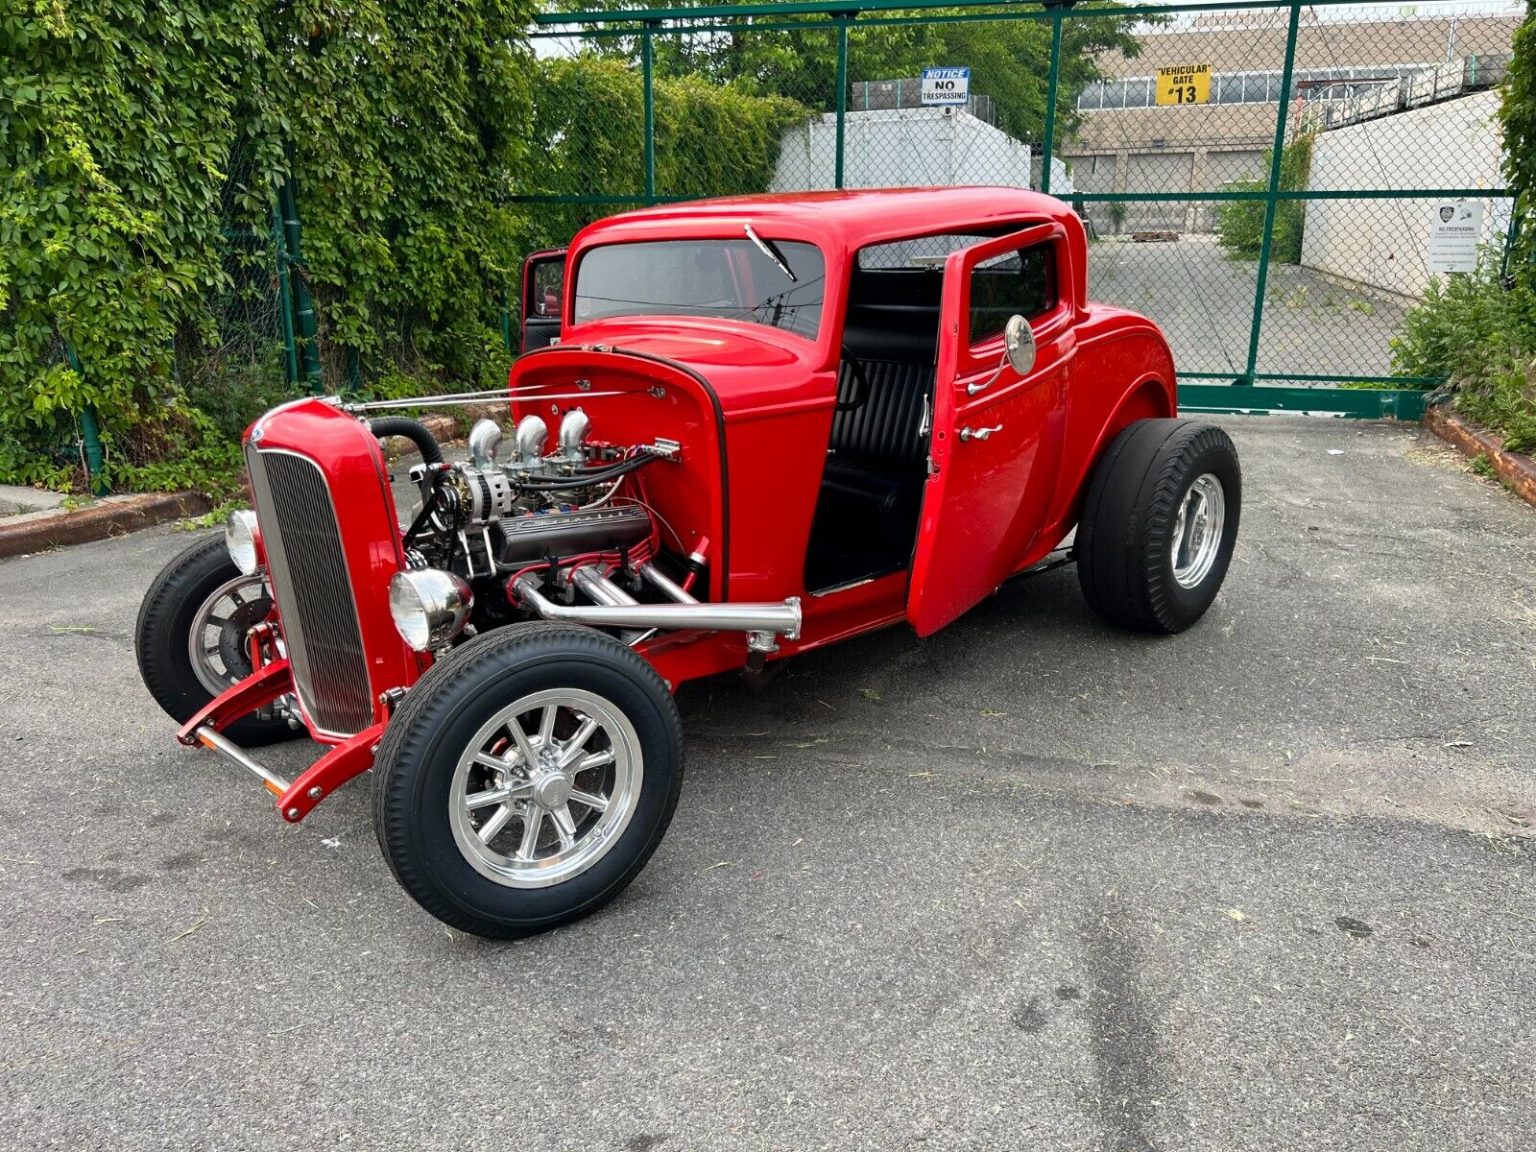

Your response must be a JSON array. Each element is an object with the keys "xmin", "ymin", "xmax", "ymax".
[
  {"xmin": 474, "ymin": 751, "xmax": 518, "ymax": 776},
  {"xmin": 537, "ymin": 704, "xmax": 558, "ymax": 748},
  {"xmin": 517, "ymin": 808, "xmax": 544, "ymax": 859},
  {"xmin": 575, "ymin": 748, "xmax": 615, "ymax": 773},
  {"xmin": 477, "ymin": 804, "xmax": 515, "ymax": 844},
  {"xmin": 569, "ymin": 789, "xmax": 609, "ymax": 813},
  {"xmin": 466, "ymin": 782, "xmax": 531, "ymax": 810},
  {"xmin": 206, "ymin": 615, "xmax": 231, "ymax": 629},
  {"xmin": 228, "ymin": 589, "xmax": 246, "ymax": 608},
  {"xmin": 550, "ymin": 805, "xmax": 578, "ymax": 850},
  {"xmin": 557, "ymin": 717, "xmax": 600, "ymax": 768},
  {"xmin": 506, "ymin": 714, "xmax": 540, "ymax": 770}
]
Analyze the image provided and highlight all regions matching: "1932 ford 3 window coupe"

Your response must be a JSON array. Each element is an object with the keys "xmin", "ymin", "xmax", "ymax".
[{"xmin": 135, "ymin": 188, "xmax": 1241, "ymax": 938}]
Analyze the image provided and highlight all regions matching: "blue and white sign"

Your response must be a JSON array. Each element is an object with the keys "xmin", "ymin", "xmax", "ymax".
[{"xmin": 921, "ymin": 67, "xmax": 971, "ymax": 107}]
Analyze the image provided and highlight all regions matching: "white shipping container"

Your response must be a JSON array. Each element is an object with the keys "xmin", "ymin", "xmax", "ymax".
[{"xmin": 772, "ymin": 107, "xmax": 1034, "ymax": 193}]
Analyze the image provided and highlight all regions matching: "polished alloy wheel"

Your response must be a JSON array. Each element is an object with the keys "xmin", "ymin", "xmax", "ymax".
[
  {"xmin": 186, "ymin": 574, "xmax": 272, "ymax": 696},
  {"xmin": 1170, "ymin": 473, "xmax": 1226, "ymax": 590},
  {"xmin": 449, "ymin": 688, "xmax": 643, "ymax": 889}
]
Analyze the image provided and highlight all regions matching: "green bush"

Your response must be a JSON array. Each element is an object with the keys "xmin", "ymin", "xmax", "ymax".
[
  {"xmin": 1392, "ymin": 258, "xmax": 1536, "ymax": 453},
  {"xmin": 1, "ymin": 0, "xmax": 541, "ymax": 495},
  {"xmin": 522, "ymin": 56, "xmax": 809, "ymax": 250},
  {"xmin": 1215, "ymin": 136, "xmax": 1312, "ymax": 263}
]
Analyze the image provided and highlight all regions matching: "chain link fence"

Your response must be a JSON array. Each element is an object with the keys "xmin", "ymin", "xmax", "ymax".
[
  {"xmin": 523, "ymin": 0, "xmax": 1523, "ymax": 417},
  {"xmin": 168, "ymin": 148, "xmax": 300, "ymax": 442}
]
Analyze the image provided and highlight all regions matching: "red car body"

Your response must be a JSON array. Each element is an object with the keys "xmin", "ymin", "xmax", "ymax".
[
  {"xmin": 515, "ymin": 187, "xmax": 1174, "ymax": 655},
  {"xmin": 173, "ymin": 187, "xmax": 1177, "ymax": 826}
]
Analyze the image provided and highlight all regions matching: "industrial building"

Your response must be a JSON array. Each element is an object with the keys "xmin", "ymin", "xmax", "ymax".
[{"xmin": 1061, "ymin": 4, "xmax": 1523, "ymax": 236}]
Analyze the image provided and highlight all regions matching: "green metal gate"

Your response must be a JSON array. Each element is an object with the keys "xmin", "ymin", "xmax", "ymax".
[{"xmin": 520, "ymin": 0, "xmax": 1522, "ymax": 418}]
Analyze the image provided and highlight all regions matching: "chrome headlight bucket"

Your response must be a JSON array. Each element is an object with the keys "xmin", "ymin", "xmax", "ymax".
[
  {"xmin": 389, "ymin": 569, "xmax": 474, "ymax": 652},
  {"xmin": 225, "ymin": 510, "xmax": 261, "ymax": 576}
]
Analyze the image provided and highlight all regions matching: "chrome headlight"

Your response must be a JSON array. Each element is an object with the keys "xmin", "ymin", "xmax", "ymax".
[
  {"xmin": 389, "ymin": 569, "xmax": 474, "ymax": 652},
  {"xmin": 225, "ymin": 510, "xmax": 261, "ymax": 576}
]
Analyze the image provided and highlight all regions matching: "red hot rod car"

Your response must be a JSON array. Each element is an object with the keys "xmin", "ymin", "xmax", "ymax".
[{"xmin": 135, "ymin": 188, "xmax": 1241, "ymax": 938}]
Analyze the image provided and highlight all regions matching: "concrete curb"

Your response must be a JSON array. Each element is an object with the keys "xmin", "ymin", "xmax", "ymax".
[
  {"xmin": 1423, "ymin": 405, "xmax": 1536, "ymax": 509},
  {"xmin": 0, "ymin": 491, "xmax": 211, "ymax": 559}
]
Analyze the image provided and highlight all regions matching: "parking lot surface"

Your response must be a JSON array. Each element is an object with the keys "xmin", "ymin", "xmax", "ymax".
[
  {"xmin": 1, "ymin": 416, "xmax": 1532, "ymax": 1151},
  {"xmin": 1089, "ymin": 235, "xmax": 1411, "ymax": 380}
]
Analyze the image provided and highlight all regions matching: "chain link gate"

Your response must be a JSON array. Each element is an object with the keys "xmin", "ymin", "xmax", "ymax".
[{"xmin": 522, "ymin": 0, "xmax": 1522, "ymax": 418}]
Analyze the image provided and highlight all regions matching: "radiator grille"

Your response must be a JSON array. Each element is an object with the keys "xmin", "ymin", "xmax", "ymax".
[{"xmin": 246, "ymin": 445, "xmax": 374, "ymax": 735}]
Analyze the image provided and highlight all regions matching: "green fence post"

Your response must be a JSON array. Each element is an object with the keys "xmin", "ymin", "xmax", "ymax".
[
  {"xmin": 1040, "ymin": 2, "xmax": 1067, "ymax": 196},
  {"xmin": 1242, "ymin": 0, "xmax": 1303, "ymax": 387},
  {"xmin": 279, "ymin": 176, "xmax": 324, "ymax": 392},
  {"xmin": 61, "ymin": 339, "xmax": 107, "ymax": 495},
  {"xmin": 835, "ymin": 15, "xmax": 850, "ymax": 189},
  {"xmin": 642, "ymin": 21, "xmax": 657, "ymax": 201},
  {"xmin": 273, "ymin": 197, "xmax": 300, "ymax": 387}
]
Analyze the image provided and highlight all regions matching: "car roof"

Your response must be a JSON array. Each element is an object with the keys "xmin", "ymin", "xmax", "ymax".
[{"xmin": 577, "ymin": 186, "xmax": 1070, "ymax": 256}]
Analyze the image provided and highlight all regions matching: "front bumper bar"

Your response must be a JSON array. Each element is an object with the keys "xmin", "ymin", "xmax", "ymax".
[{"xmin": 176, "ymin": 657, "xmax": 387, "ymax": 823}]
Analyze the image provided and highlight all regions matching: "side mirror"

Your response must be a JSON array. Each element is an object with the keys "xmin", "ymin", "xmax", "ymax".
[{"xmin": 1004, "ymin": 314, "xmax": 1036, "ymax": 376}]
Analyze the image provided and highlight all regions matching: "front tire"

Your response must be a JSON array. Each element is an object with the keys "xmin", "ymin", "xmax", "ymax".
[
  {"xmin": 1076, "ymin": 419, "xmax": 1241, "ymax": 634},
  {"xmin": 134, "ymin": 534, "xmax": 294, "ymax": 745},
  {"xmin": 373, "ymin": 623, "xmax": 684, "ymax": 939}
]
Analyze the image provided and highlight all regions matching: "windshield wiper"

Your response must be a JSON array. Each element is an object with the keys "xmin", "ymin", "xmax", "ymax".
[{"xmin": 744, "ymin": 223, "xmax": 797, "ymax": 283}]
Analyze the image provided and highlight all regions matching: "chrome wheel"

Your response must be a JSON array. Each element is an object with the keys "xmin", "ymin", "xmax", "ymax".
[
  {"xmin": 1170, "ymin": 473, "xmax": 1226, "ymax": 590},
  {"xmin": 449, "ymin": 688, "xmax": 643, "ymax": 889},
  {"xmin": 186, "ymin": 574, "xmax": 272, "ymax": 696}
]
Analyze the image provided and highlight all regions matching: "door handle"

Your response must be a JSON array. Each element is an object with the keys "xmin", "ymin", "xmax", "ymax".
[{"xmin": 959, "ymin": 425, "xmax": 1003, "ymax": 442}]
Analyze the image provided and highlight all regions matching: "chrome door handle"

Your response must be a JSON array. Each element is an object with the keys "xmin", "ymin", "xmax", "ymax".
[{"xmin": 959, "ymin": 425, "xmax": 1003, "ymax": 442}]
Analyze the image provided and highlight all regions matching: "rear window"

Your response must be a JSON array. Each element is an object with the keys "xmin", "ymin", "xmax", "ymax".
[
  {"xmin": 856, "ymin": 226, "xmax": 1045, "ymax": 270},
  {"xmin": 573, "ymin": 239, "xmax": 826, "ymax": 340}
]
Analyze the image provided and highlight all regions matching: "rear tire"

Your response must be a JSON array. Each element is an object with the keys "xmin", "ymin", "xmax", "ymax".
[
  {"xmin": 134, "ymin": 534, "xmax": 294, "ymax": 746},
  {"xmin": 373, "ymin": 623, "xmax": 684, "ymax": 939},
  {"xmin": 1076, "ymin": 419, "xmax": 1241, "ymax": 634}
]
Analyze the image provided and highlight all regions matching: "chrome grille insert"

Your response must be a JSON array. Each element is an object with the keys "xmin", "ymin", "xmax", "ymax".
[{"xmin": 246, "ymin": 445, "xmax": 374, "ymax": 735}]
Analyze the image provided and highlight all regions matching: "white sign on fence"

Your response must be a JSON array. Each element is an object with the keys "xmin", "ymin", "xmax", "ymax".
[
  {"xmin": 1426, "ymin": 200, "xmax": 1483, "ymax": 274},
  {"xmin": 921, "ymin": 67, "xmax": 971, "ymax": 107}
]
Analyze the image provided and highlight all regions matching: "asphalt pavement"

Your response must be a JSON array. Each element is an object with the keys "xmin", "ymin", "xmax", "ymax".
[{"xmin": 1, "ymin": 416, "xmax": 1532, "ymax": 1151}]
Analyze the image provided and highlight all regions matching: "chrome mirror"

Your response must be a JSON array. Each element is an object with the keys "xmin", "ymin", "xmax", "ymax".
[{"xmin": 1004, "ymin": 314, "xmax": 1036, "ymax": 376}]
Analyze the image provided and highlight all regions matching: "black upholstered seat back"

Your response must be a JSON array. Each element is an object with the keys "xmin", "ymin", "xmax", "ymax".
[{"xmin": 830, "ymin": 360, "xmax": 932, "ymax": 470}]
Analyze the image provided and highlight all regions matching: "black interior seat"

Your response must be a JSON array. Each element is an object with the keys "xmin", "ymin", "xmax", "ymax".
[{"xmin": 805, "ymin": 356, "xmax": 933, "ymax": 590}]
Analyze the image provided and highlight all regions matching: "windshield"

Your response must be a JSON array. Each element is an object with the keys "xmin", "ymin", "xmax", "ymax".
[{"xmin": 573, "ymin": 239, "xmax": 826, "ymax": 340}]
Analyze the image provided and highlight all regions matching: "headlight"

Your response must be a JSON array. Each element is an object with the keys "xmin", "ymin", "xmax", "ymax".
[
  {"xmin": 225, "ymin": 510, "xmax": 261, "ymax": 576},
  {"xmin": 389, "ymin": 569, "xmax": 474, "ymax": 652}
]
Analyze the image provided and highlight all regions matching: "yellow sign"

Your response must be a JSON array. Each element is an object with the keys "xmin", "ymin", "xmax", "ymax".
[{"xmin": 1155, "ymin": 64, "xmax": 1212, "ymax": 106}]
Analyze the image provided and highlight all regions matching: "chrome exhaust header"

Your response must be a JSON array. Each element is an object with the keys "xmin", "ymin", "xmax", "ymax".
[{"xmin": 512, "ymin": 572, "xmax": 801, "ymax": 640}]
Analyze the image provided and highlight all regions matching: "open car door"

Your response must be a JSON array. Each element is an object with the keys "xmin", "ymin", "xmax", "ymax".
[
  {"xmin": 520, "ymin": 249, "xmax": 566, "ymax": 353},
  {"xmin": 907, "ymin": 223, "xmax": 1078, "ymax": 637}
]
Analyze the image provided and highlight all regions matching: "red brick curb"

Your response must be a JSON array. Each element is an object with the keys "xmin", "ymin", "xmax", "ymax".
[
  {"xmin": 0, "ymin": 491, "xmax": 211, "ymax": 559},
  {"xmin": 1423, "ymin": 405, "xmax": 1536, "ymax": 509}
]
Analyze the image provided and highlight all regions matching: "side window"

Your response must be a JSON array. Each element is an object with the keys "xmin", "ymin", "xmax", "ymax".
[
  {"xmin": 967, "ymin": 243, "xmax": 1056, "ymax": 349},
  {"xmin": 532, "ymin": 260, "xmax": 564, "ymax": 317}
]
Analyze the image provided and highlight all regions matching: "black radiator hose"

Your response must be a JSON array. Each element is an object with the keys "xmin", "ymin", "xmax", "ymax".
[{"xmin": 369, "ymin": 417, "xmax": 444, "ymax": 465}]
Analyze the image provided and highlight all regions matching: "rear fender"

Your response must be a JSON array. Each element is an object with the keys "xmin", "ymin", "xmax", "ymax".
[{"xmin": 1050, "ymin": 372, "xmax": 1176, "ymax": 540}]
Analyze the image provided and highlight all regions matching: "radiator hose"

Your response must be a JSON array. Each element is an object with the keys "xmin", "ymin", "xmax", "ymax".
[{"xmin": 369, "ymin": 417, "xmax": 444, "ymax": 466}]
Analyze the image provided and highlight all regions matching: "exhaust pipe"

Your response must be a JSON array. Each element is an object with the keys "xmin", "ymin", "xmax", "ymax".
[{"xmin": 513, "ymin": 572, "xmax": 800, "ymax": 640}]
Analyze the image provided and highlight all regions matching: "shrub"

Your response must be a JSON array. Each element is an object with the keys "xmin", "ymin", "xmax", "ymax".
[
  {"xmin": 1215, "ymin": 135, "xmax": 1312, "ymax": 264},
  {"xmin": 1392, "ymin": 258, "xmax": 1536, "ymax": 453}
]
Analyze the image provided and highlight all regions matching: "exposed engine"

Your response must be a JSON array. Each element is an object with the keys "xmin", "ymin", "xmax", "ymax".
[
  {"xmin": 370, "ymin": 405, "xmax": 798, "ymax": 663},
  {"xmin": 400, "ymin": 409, "xmax": 679, "ymax": 581}
]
